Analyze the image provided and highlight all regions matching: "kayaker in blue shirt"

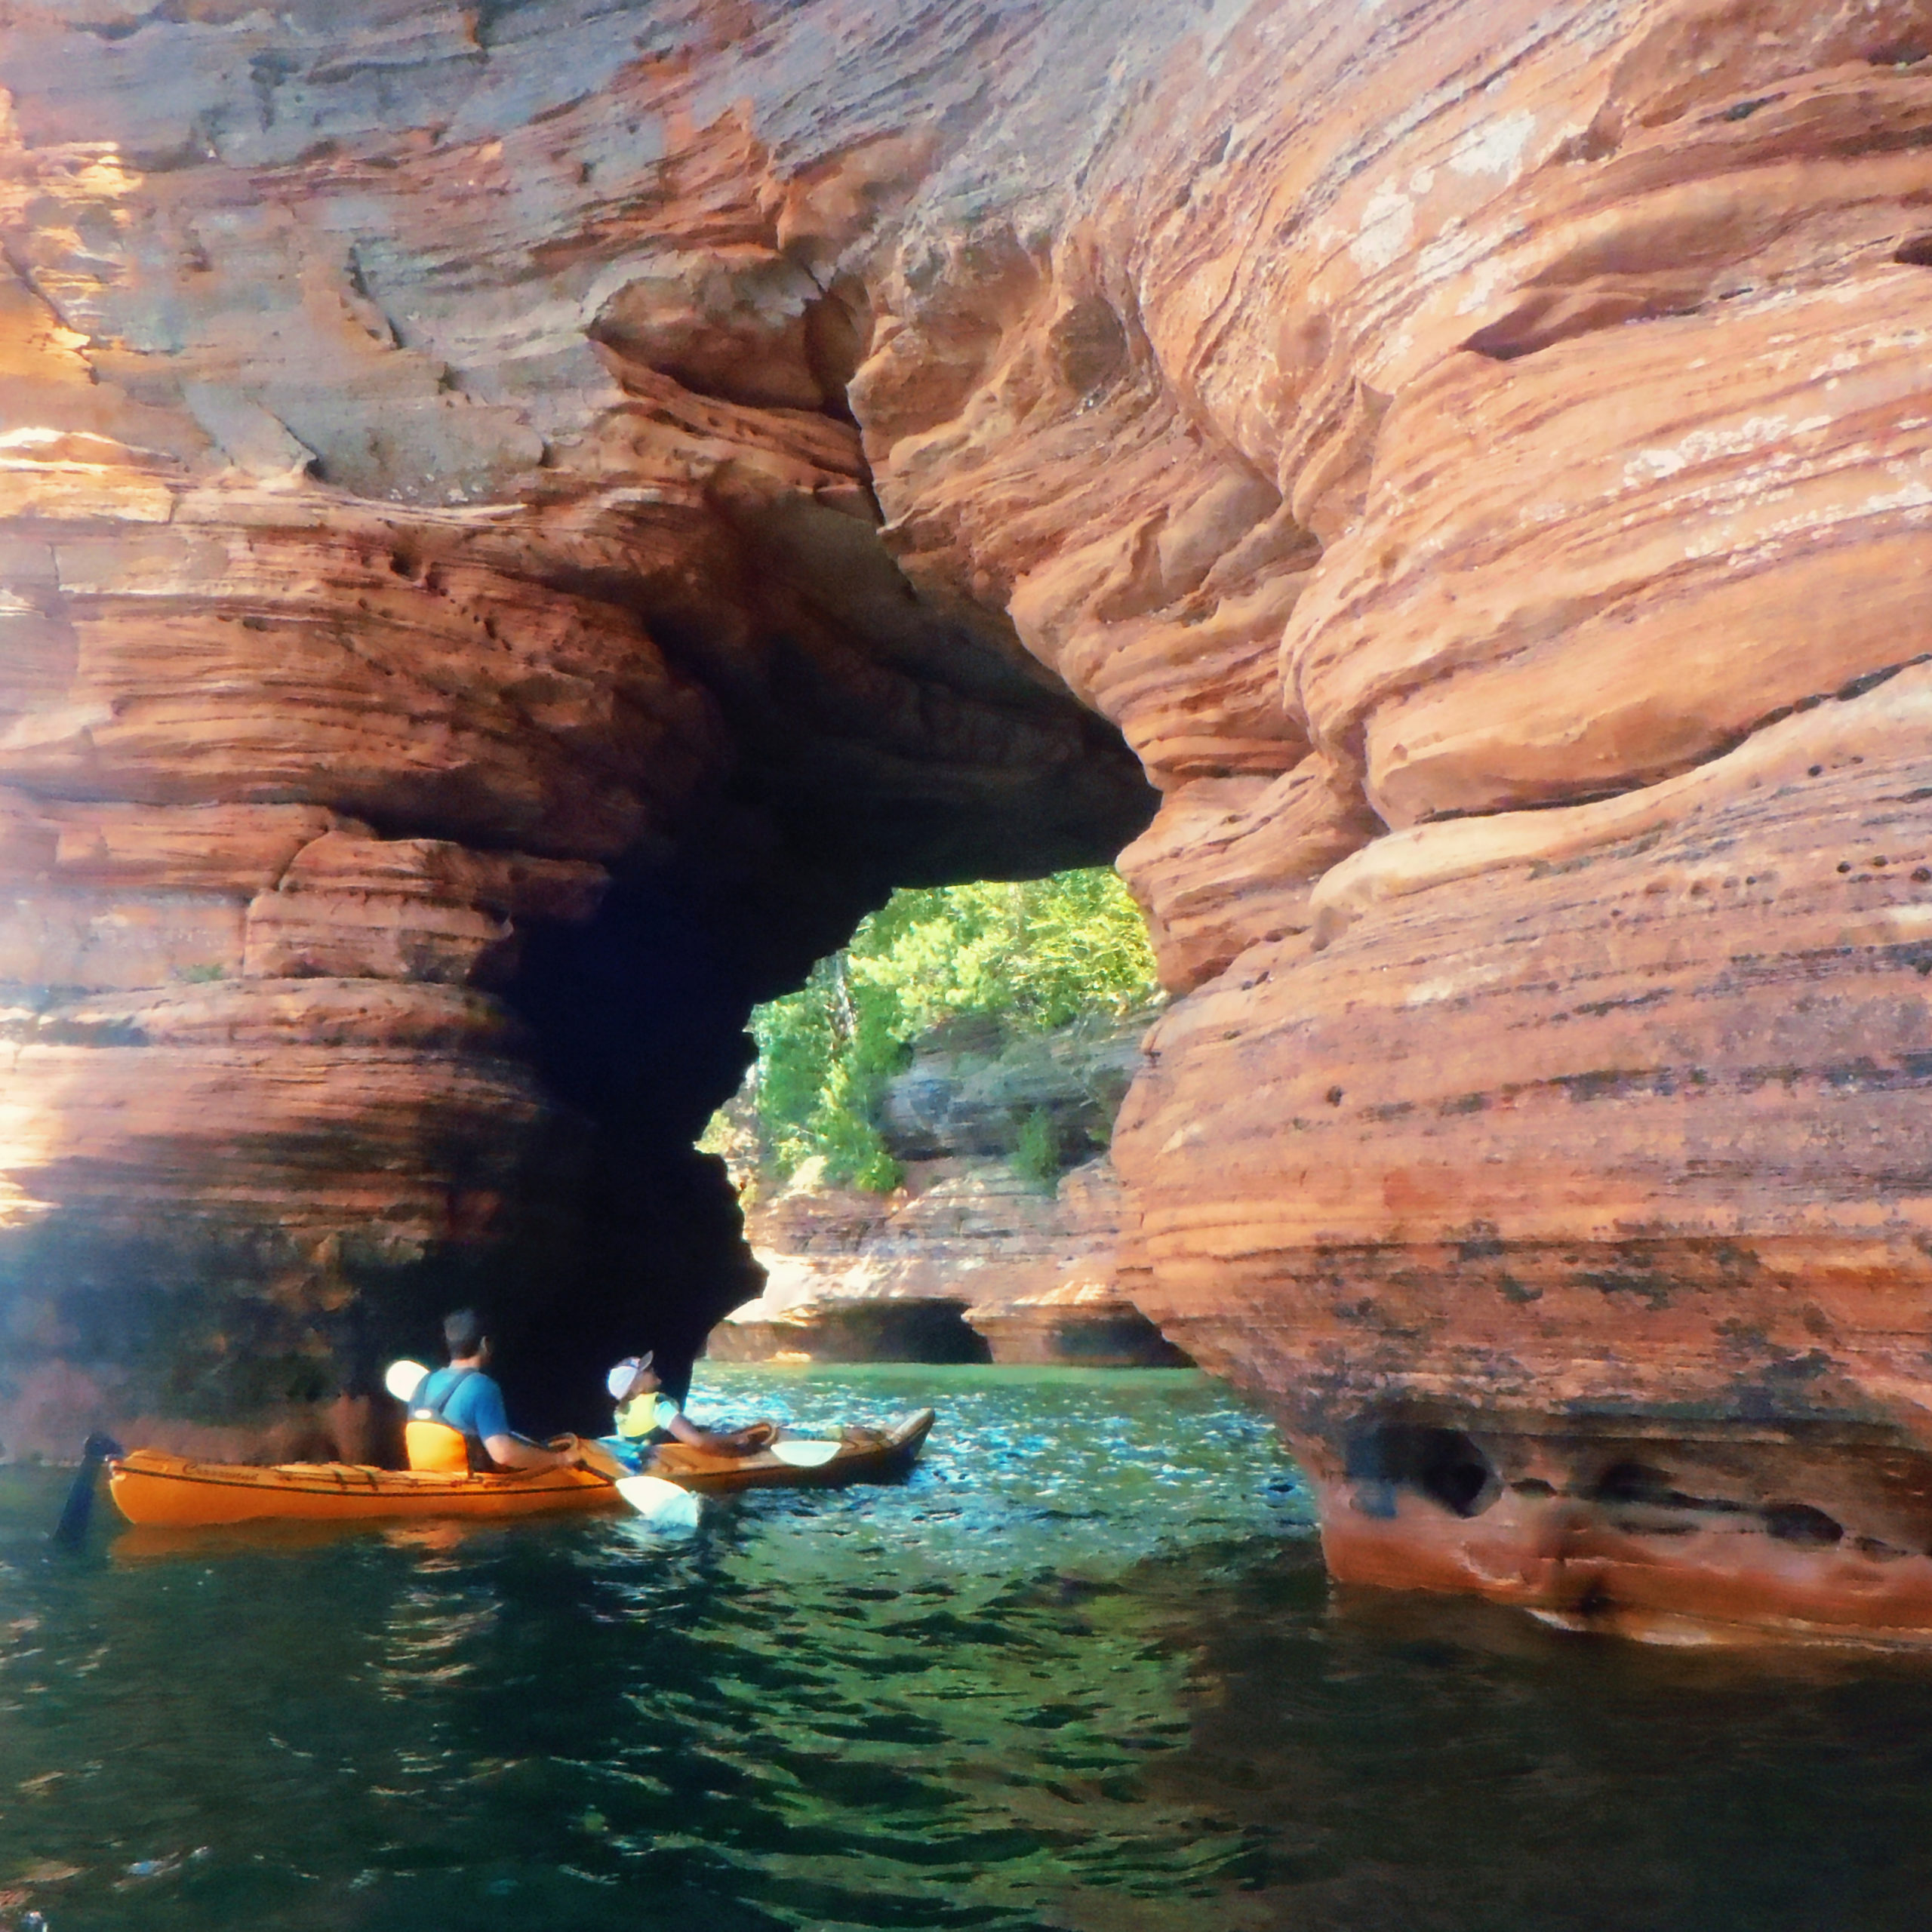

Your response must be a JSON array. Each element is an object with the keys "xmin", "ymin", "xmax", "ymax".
[
  {"xmin": 406, "ymin": 1309, "xmax": 578, "ymax": 1475},
  {"xmin": 606, "ymin": 1352, "xmax": 771, "ymax": 1458}
]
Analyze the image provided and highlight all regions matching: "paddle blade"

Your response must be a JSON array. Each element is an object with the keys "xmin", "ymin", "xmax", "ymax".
[
  {"xmin": 769, "ymin": 1438, "xmax": 842, "ymax": 1469},
  {"xmin": 51, "ymin": 1432, "xmax": 123, "ymax": 1550},
  {"xmin": 615, "ymin": 1475, "xmax": 701, "ymax": 1532},
  {"xmin": 383, "ymin": 1359, "xmax": 429, "ymax": 1404}
]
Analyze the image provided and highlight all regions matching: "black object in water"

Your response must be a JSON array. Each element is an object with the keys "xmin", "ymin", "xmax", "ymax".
[{"xmin": 49, "ymin": 1432, "xmax": 123, "ymax": 1550}]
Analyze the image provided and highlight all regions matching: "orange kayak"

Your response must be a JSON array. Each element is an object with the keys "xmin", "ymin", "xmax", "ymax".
[
  {"xmin": 106, "ymin": 1409, "xmax": 936, "ymax": 1527},
  {"xmin": 645, "ymin": 1409, "xmax": 935, "ymax": 1493},
  {"xmin": 108, "ymin": 1452, "xmax": 617, "ymax": 1527}
]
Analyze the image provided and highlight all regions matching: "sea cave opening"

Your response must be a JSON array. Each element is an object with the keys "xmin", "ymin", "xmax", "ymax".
[{"xmin": 478, "ymin": 681, "xmax": 1164, "ymax": 1432}]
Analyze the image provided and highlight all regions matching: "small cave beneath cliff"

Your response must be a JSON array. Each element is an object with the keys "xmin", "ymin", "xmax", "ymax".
[
  {"xmin": 1345, "ymin": 1423, "xmax": 1502, "ymax": 1520},
  {"xmin": 491, "ymin": 872, "xmax": 765, "ymax": 1426}
]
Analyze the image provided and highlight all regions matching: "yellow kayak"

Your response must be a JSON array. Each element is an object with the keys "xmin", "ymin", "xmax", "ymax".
[
  {"xmin": 106, "ymin": 1410, "xmax": 936, "ymax": 1527},
  {"xmin": 108, "ymin": 1451, "xmax": 617, "ymax": 1527}
]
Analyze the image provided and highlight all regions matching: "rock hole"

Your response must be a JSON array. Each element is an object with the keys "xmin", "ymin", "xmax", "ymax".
[
  {"xmin": 1763, "ymin": 1502, "xmax": 1843, "ymax": 1546},
  {"xmin": 1325, "ymin": 1084, "xmax": 1344, "ymax": 1106},
  {"xmin": 1855, "ymin": 1535, "xmax": 1908, "ymax": 1561},
  {"xmin": 1346, "ymin": 1424, "xmax": 1502, "ymax": 1518},
  {"xmin": 1048, "ymin": 296, "xmax": 1130, "ymax": 402},
  {"xmin": 1588, "ymin": 1460, "xmax": 1676, "ymax": 1506}
]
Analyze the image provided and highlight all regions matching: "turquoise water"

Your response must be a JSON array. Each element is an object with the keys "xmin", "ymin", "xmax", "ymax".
[{"xmin": 2, "ymin": 1366, "xmax": 1932, "ymax": 1929}]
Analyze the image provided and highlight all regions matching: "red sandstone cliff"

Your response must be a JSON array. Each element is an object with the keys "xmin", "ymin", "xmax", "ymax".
[{"xmin": 5, "ymin": 0, "xmax": 1932, "ymax": 1637}]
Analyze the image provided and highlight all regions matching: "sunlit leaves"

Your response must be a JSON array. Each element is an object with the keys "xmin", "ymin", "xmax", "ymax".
[{"xmin": 746, "ymin": 869, "xmax": 1156, "ymax": 1191}]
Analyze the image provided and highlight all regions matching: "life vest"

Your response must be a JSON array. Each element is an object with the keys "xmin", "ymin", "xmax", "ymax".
[
  {"xmin": 614, "ymin": 1390, "xmax": 681, "ymax": 1446},
  {"xmin": 404, "ymin": 1367, "xmax": 484, "ymax": 1473}
]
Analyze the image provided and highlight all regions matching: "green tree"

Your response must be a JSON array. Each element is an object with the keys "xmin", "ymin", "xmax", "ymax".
[{"xmin": 742, "ymin": 867, "xmax": 1157, "ymax": 1191}]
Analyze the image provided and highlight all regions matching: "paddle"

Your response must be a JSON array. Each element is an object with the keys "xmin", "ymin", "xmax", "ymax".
[
  {"xmin": 614, "ymin": 1474, "xmax": 701, "ymax": 1532},
  {"xmin": 383, "ymin": 1358, "xmax": 429, "ymax": 1403},
  {"xmin": 50, "ymin": 1432, "xmax": 124, "ymax": 1550},
  {"xmin": 769, "ymin": 1438, "xmax": 842, "ymax": 1469},
  {"xmin": 561, "ymin": 1435, "xmax": 626, "ymax": 1482}
]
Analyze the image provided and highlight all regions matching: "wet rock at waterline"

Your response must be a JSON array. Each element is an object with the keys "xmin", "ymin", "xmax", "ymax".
[
  {"xmin": 715, "ymin": 1152, "xmax": 1186, "ymax": 1368},
  {"xmin": 7, "ymin": 0, "xmax": 1932, "ymax": 1638},
  {"xmin": 715, "ymin": 1010, "xmax": 1183, "ymax": 1368}
]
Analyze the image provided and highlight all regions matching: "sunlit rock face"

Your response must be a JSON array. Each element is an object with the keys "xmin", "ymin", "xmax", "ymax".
[
  {"xmin": 852, "ymin": 0, "xmax": 1932, "ymax": 1638},
  {"xmin": 717, "ymin": 1155, "xmax": 1184, "ymax": 1371},
  {"xmin": 709, "ymin": 1016, "xmax": 1180, "ymax": 1367},
  {"xmin": 7, "ymin": 0, "xmax": 1932, "ymax": 1637},
  {"xmin": 0, "ymin": 0, "xmax": 1155, "ymax": 1453}
]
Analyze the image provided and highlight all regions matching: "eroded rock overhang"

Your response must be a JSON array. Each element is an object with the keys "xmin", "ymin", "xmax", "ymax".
[{"xmin": 7, "ymin": 0, "xmax": 1932, "ymax": 1638}]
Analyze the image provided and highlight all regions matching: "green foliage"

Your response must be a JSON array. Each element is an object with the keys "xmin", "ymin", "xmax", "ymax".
[
  {"xmin": 1011, "ymin": 1109, "xmax": 1062, "ymax": 1195},
  {"xmin": 744, "ymin": 867, "xmax": 1157, "ymax": 1192}
]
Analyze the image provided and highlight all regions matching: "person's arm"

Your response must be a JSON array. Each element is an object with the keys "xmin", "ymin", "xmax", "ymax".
[
  {"xmin": 665, "ymin": 1411, "xmax": 771, "ymax": 1454},
  {"xmin": 470, "ymin": 1379, "xmax": 572, "ymax": 1472},
  {"xmin": 483, "ymin": 1432, "xmax": 572, "ymax": 1471}
]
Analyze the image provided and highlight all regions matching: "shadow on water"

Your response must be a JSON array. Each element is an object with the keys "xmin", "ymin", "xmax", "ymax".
[{"xmin": 4, "ymin": 1370, "xmax": 1932, "ymax": 1929}]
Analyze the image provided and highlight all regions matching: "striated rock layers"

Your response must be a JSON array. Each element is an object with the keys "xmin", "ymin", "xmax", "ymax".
[
  {"xmin": 715, "ymin": 1155, "xmax": 1187, "ymax": 1371},
  {"xmin": 713, "ymin": 1016, "xmax": 1187, "ymax": 1366},
  {"xmin": 8, "ymin": 0, "xmax": 1932, "ymax": 1637},
  {"xmin": 0, "ymin": 0, "xmax": 1158, "ymax": 1454}
]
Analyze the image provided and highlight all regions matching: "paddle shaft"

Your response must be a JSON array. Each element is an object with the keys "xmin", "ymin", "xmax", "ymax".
[{"xmin": 51, "ymin": 1432, "xmax": 124, "ymax": 1549}]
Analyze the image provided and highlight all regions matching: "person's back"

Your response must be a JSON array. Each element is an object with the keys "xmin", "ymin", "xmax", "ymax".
[
  {"xmin": 405, "ymin": 1309, "xmax": 575, "ymax": 1475},
  {"xmin": 405, "ymin": 1360, "xmax": 512, "ymax": 1473},
  {"xmin": 605, "ymin": 1352, "xmax": 771, "ymax": 1462}
]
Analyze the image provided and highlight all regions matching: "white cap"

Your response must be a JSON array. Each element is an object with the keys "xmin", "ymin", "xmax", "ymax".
[{"xmin": 605, "ymin": 1352, "xmax": 654, "ymax": 1400}]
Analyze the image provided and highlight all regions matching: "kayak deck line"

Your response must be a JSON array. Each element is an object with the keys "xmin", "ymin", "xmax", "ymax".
[{"xmin": 106, "ymin": 1409, "xmax": 937, "ymax": 1529}]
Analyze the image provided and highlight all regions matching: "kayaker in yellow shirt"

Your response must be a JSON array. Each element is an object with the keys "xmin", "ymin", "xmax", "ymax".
[{"xmin": 606, "ymin": 1353, "xmax": 771, "ymax": 1457}]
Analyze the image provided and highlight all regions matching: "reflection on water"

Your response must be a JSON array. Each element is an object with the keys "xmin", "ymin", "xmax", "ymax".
[{"xmin": 0, "ymin": 1366, "xmax": 1930, "ymax": 1929}]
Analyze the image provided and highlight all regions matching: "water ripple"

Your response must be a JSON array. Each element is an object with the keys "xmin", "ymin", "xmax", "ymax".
[{"xmin": 6, "ymin": 1368, "xmax": 1931, "ymax": 1930}]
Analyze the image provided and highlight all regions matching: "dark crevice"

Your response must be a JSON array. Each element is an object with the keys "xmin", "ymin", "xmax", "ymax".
[
  {"xmin": 1347, "ymin": 1424, "xmax": 1502, "ymax": 1519},
  {"xmin": 1763, "ymin": 1501, "xmax": 1844, "ymax": 1546}
]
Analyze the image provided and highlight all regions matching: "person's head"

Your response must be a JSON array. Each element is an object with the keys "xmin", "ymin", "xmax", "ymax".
[
  {"xmin": 444, "ymin": 1308, "xmax": 491, "ymax": 1364},
  {"xmin": 605, "ymin": 1352, "xmax": 657, "ymax": 1404}
]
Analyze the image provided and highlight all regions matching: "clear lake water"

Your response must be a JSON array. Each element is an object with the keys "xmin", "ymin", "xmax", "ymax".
[{"xmin": 2, "ymin": 1364, "xmax": 1932, "ymax": 1930}]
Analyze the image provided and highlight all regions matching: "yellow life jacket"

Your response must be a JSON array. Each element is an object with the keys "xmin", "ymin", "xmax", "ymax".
[
  {"xmin": 614, "ymin": 1392, "xmax": 681, "ymax": 1444},
  {"xmin": 405, "ymin": 1367, "xmax": 481, "ymax": 1473}
]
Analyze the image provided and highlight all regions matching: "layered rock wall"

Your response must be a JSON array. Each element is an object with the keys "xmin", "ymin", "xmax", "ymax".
[
  {"xmin": 848, "ymin": 0, "xmax": 1932, "ymax": 1638},
  {"xmin": 0, "ymin": 0, "xmax": 1155, "ymax": 1449},
  {"xmin": 8, "ymin": 0, "xmax": 1932, "ymax": 1635},
  {"xmin": 711, "ymin": 1014, "xmax": 1183, "ymax": 1366}
]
